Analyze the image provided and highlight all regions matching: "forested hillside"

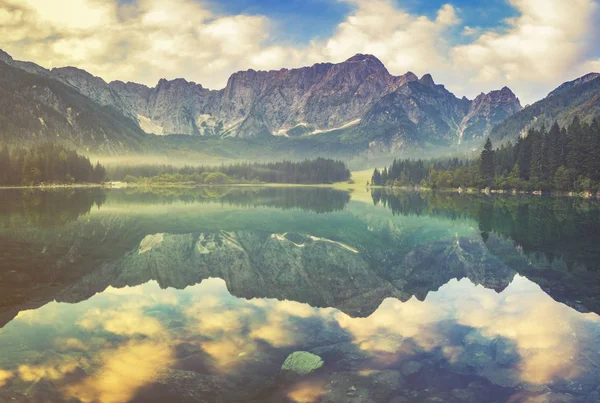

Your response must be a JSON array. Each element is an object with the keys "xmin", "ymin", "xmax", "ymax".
[
  {"xmin": 491, "ymin": 73, "xmax": 600, "ymax": 143},
  {"xmin": 373, "ymin": 117, "xmax": 600, "ymax": 192},
  {"xmin": 0, "ymin": 143, "xmax": 106, "ymax": 186}
]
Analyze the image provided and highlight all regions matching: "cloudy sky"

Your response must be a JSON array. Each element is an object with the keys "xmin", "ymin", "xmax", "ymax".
[{"xmin": 0, "ymin": 0, "xmax": 599, "ymax": 104}]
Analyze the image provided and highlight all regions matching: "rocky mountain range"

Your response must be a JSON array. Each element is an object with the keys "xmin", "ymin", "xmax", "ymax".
[
  {"xmin": 3, "ymin": 48, "xmax": 600, "ymax": 156},
  {"xmin": 0, "ymin": 50, "xmax": 524, "ymax": 154},
  {"xmin": 37, "ymin": 53, "xmax": 524, "ymax": 142}
]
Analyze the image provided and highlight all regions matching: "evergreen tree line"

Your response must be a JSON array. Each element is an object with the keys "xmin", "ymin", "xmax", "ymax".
[
  {"xmin": 372, "ymin": 117, "xmax": 600, "ymax": 192},
  {"xmin": 486, "ymin": 117, "xmax": 600, "ymax": 191},
  {"xmin": 109, "ymin": 157, "xmax": 351, "ymax": 185},
  {"xmin": 370, "ymin": 158, "xmax": 475, "ymax": 188},
  {"xmin": 0, "ymin": 143, "xmax": 106, "ymax": 186}
]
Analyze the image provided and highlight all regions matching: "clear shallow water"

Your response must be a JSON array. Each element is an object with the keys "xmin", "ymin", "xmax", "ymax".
[{"xmin": 0, "ymin": 187, "xmax": 599, "ymax": 403}]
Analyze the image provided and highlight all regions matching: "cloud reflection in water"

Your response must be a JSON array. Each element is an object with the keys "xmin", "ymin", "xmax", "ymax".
[{"xmin": 0, "ymin": 275, "xmax": 598, "ymax": 402}]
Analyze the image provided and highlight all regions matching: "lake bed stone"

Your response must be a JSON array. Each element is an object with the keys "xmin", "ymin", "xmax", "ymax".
[{"xmin": 281, "ymin": 351, "xmax": 324, "ymax": 376}]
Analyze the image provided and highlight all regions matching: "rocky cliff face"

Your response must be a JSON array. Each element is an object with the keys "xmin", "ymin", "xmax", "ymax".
[
  {"xmin": 357, "ymin": 76, "xmax": 471, "ymax": 151},
  {"xmin": 355, "ymin": 78, "xmax": 521, "ymax": 151},
  {"xmin": 0, "ymin": 49, "xmax": 522, "ymax": 150},
  {"xmin": 459, "ymin": 87, "xmax": 522, "ymax": 142},
  {"xmin": 51, "ymin": 53, "xmax": 411, "ymax": 139}
]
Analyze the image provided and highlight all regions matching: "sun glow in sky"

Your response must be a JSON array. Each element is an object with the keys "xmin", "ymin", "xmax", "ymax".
[{"xmin": 0, "ymin": 0, "xmax": 599, "ymax": 104}]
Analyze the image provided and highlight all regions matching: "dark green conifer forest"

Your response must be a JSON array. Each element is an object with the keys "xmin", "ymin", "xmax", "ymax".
[
  {"xmin": 0, "ymin": 143, "xmax": 106, "ymax": 186},
  {"xmin": 108, "ymin": 157, "xmax": 351, "ymax": 185},
  {"xmin": 373, "ymin": 117, "xmax": 600, "ymax": 192}
]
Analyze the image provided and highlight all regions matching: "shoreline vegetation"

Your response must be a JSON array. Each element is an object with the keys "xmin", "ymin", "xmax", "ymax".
[
  {"xmin": 0, "ymin": 143, "xmax": 106, "ymax": 187},
  {"xmin": 0, "ymin": 164, "xmax": 598, "ymax": 199},
  {"xmin": 0, "ymin": 144, "xmax": 351, "ymax": 188},
  {"xmin": 370, "ymin": 117, "xmax": 600, "ymax": 197},
  {"xmin": 3, "ymin": 179, "xmax": 600, "ymax": 200}
]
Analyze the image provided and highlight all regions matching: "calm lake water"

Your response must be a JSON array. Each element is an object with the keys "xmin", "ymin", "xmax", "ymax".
[{"xmin": 1, "ymin": 187, "xmax": 600, "ymax": 403}]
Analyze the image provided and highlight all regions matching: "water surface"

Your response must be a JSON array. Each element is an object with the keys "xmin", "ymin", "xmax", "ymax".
[{"xmin": 1, "ymin": 187, "xmax": 599, "ymax": 403}]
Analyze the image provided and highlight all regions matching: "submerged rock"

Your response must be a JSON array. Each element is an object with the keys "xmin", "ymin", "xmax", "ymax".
[
  {"xmin": 281, "ymin": 351, "xmax": 324, "ymax": 376},
  {"xmin": 400, "ymin": 361, "xmax": 423, "ymax": 376}
]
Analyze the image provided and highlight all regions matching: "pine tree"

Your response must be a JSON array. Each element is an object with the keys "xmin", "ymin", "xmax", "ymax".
[
  {"xmin": 547, "ymin": 123, "xmax": 561, "ymax": 177},
  {"xmin": 480, "ymin": 138, "xmax": 495, "ymax": 186},
  {"xmin": 580, "ymin": 120, "xmax": 596, "ymax": 180},
  {"xmin": 516, "ymin": 135, "xmax": 532, "ymax": 180},
  {"xmin": 590, "ymin": 119, "xmax": 600, "ymax": 181},
  {"xmin": 381, "ymin": 167, "xmax": 388, "ymax": 185},
  {"xmin": 0, "ymin": 146, "xmax": 10, "ymax": 185},
  {"xmin": 91, "ymin": 161, "xmax": 107, "ymax": 183},
  {"xmin": 566, "ymin": 116, "xmax": 584, "ymax": 173},
  {"xmin": 553, "ymin": 166, "xmax": 572, "ymax": 191},
  {"xmin": 529, "ymin": 129, "xmax": 546, "ymax": 184},
  {"xmin": 371, "ymin": 168, "xmax": 382, "ymax": 186}
]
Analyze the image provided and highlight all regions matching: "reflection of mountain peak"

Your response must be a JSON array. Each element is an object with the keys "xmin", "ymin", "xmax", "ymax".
[
  {"xmin": 100, "ymin": 231, "xmax": 399, "ymax": 317},
  {"xmin": 2, "ymin": 187, "xmax": 599, "ymax": 331},
  {"xmin": 57, "ymin": 230, "xmax": 514, "ymax": 318},
  {"xmin": 0, "ymin": 222, "xmax": 518, "ymax": 327}
]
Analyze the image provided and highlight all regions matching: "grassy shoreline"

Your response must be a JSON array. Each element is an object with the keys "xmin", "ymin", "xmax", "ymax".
[{"xmin": 2, "ymin": 169, "xmax": 598, "ymax": 200}]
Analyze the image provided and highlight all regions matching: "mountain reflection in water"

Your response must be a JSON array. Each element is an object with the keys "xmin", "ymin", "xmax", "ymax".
[{"xmin": 0, "ymin": 187, "xmax": 599, "ymax": 403}]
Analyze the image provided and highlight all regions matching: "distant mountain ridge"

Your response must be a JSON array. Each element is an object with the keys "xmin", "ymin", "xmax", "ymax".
[
  {"xmin": 491, "ymin": 72, "xmax": 600, "ymax": 142},
  {"xmin": 548, "ymin": 73, "xmax": 600, "ymax": 98},
  {"xmin": 0, "ymin": 51, "xmax": 148, "ymax": 153},
  {"xmin": 0, "ymin": 49, "xmax": 523, "ymax": 154}
]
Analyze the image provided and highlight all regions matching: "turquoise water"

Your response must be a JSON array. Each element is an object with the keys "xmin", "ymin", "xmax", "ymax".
[{"xmin": 0, "ymin": 188, "xmax": 599, "ymax": 402}]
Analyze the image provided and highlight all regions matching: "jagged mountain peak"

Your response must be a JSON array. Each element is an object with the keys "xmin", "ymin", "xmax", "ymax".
[
  {"xmin": 337, "ymin": 54, "xmax": 390, "ymax": 76},
  {"xmin": 403, "ymin": 71, "xmax": 419, "ymax": 81},
  {"xmin": 394, "ymin": 71, "xmax": 419, "ymax": 87},
  {"xmin": 474, "ymin": 86, "xmax": 521, "ymax": 106},
  {"xmin": 345, "ymin": 53, "xmax": 383, "ymax": 64},
  {"xmin": 492, "ymin": 86, "xmax": 518, "ymax": 99},
  {"xmin": 0, "ymin": 49, "xmax": 13, "ymax": 63},
  {"xmin": 109, "ymin": 80, "xmax": 150, "ymax": 91},
  {"xmin": 419, "ymin": 73, "xmax": 435, "ymax": 87},
  {"xmin": 156, "ymin": 77, "xmax": 202, "ymax": 90}
]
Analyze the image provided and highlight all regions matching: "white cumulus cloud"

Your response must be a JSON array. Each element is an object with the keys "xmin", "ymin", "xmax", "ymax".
[
  {"xmin": 316, "ymin": 0, "xmax": 460, "ymax": 74},
  {"xmin": 450, "ymin": 0, "xmax": 599, "ymax": 103},
  {"xmin": 0, "ymin": 0, "xmax": 598, "ymax": 104}
]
